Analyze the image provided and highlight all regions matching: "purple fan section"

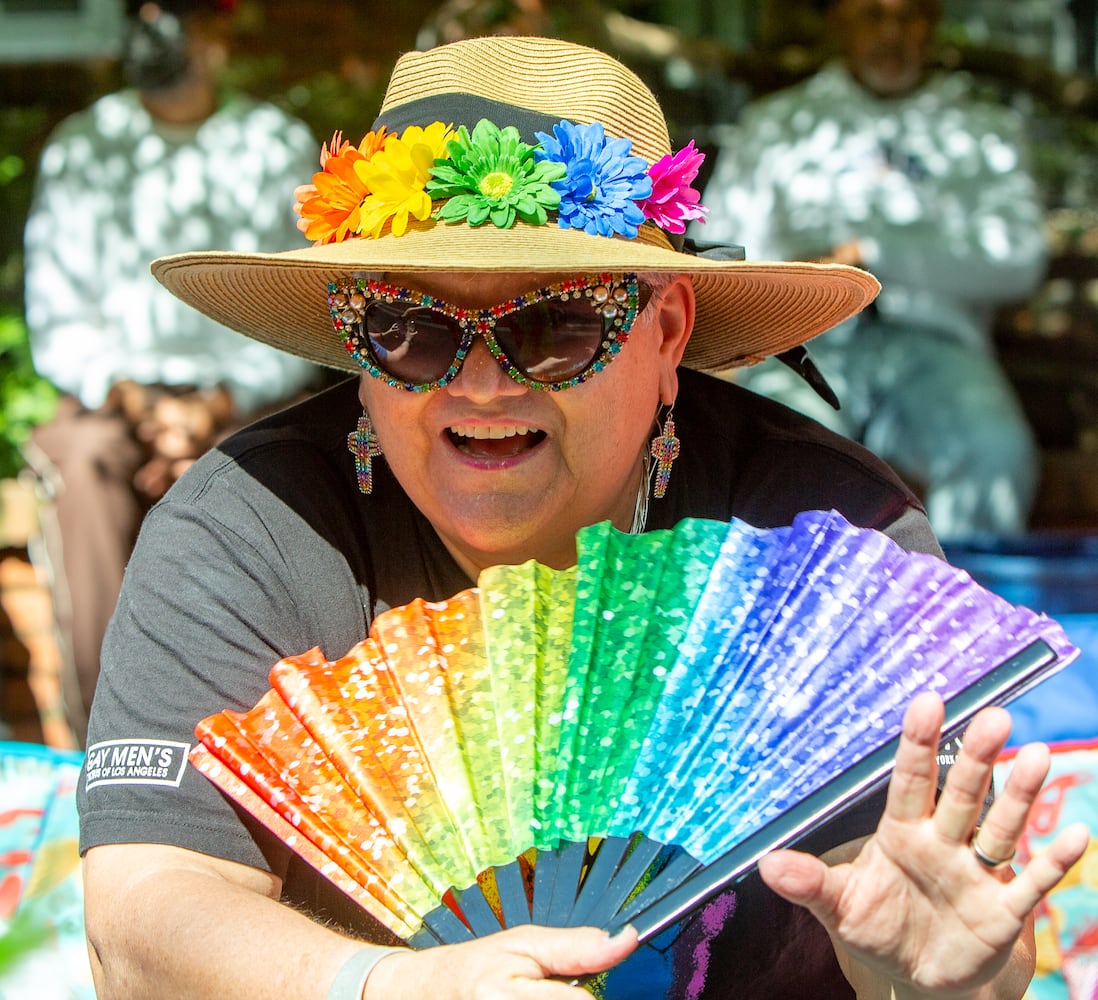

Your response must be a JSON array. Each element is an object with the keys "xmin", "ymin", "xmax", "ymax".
[{"xmin": 610, "ymin": 510, "xmax": 1077, "ymax": 864}]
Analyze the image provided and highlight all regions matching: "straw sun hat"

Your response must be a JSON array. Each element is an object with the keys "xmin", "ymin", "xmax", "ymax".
[{"xmin": 151, "ymin": 35, "xmax": 879, "ymax": 375}]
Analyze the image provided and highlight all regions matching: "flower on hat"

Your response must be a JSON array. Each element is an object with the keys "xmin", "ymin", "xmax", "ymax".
[
  {"xmin": 354, "ymin": 122, "xmax": 455, "ymax": 238},
  {"xmin": 639, "ymin": 141, "xmax": 709, "ymax": 234},
  {"xmin": 534, "ymin": 121, "xmax": 652, "ymax": 239},
  {"xmin": 294, "ymin": 129, "xmax": 389, "ymax": 245},
  {"xmin": 426, "ymin": 120, "xmax": 566, "ymax": 229},
  {"xmin": 293, "ymin": 118, "xmax": 709, "ymax": 244}
]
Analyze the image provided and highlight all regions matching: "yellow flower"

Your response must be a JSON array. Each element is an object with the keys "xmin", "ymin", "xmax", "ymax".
[{"xmin": 354, "ymin": 122, "xmax": 454, "ymax": 238}]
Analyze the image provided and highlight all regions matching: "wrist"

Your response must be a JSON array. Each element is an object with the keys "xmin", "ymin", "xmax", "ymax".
[{"xmin": 327, "ymin": 945, "xmax": 406, "ymax": 1000}]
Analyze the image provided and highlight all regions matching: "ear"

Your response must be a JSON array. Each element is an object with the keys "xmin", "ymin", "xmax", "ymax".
[{"xmin": 653, "ymin": 274, "xmax": 695, "ymax": 406}]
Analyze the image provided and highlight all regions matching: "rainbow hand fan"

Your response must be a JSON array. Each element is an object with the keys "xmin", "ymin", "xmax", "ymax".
[{"xmin": 191, "ymin": 510, "xmax": 1078, "ymax": 948}]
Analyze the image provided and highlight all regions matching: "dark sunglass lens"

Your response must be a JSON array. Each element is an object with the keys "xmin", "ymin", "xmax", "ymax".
[
  {"xmin": 364, "ymin": 302, "xmax": 463, "ymax": 384},
  {"xmin": 494, "ymin": 298, "xmax": 606, "ymax": 383}
]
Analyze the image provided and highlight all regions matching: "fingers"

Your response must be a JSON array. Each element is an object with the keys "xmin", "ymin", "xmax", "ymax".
[
  {"xmin": 970, "ymin": 742, "xmax": 1051, "ymax": 867},
  {"xmin": 757, "ymin": 849, "xmax": 840, "ymax": 924},
  {"xmin": 932, "ymin": 705, "xmax": 1013, "ymax": 844},
  {"xmin": 370, "ymin": 925, "xmax": 638, "ymax": 1000},
  {"xmin": 1004, "ymin": 822, "xmax": 1091, "ymax": 918},
  {"xmin": 884, "ymin": 692, "xmax": 946, "ymax": 823}
]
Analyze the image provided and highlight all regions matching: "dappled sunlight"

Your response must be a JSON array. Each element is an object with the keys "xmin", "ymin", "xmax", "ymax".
[{"xmin": 698, "ymin": 56, "xmax": 1049, "ymax": 539}]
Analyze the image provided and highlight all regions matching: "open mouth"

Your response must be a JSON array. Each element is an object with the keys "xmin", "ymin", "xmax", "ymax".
[{"xmin": 447, "ymin": 424, "xmax": 547, "ymax": 459}]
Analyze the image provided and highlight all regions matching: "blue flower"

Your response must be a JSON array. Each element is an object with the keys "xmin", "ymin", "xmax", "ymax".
[{"xmin": 534, "ymin": 121, "xmax": 653, "ymax": 239}]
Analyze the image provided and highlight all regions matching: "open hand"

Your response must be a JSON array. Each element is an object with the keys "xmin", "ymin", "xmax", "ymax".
[{"xmin": 758, "ymin": 693, "xmax": 1090, "ymax": 997}]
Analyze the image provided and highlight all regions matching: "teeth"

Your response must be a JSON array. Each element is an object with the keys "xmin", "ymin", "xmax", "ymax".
[{"xmin": 450, "ymin": 424, "xmax": 537, "ymax": 440}]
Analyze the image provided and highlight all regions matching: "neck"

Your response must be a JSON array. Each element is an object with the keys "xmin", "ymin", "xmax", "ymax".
[{"xmin": 140, "ymin": 74, "xmax": 219, "ymax": 126}]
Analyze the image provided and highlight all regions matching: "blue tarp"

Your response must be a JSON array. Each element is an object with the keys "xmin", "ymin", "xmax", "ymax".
[{"xmin": 944, "ymin": 537, "xmax": 1098, "ymax": 747}]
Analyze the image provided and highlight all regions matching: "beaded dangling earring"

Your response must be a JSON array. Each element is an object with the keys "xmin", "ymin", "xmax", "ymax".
[
  {"xmin": 649, "ymin": 405, "xmax": 680, "ymax": 499},
  {"xmin": 347, "ymin": 410, "xmax": 383, "ymax": 495}
]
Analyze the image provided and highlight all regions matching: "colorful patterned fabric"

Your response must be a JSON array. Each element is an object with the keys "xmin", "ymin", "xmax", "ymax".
[
  {"xmin": 997, "ymin": 740, "xmax": 1098, "ymax": 1000},
  {"xmin": 0, "ymin": 742, "xmax": 93, "ymax": 999}
]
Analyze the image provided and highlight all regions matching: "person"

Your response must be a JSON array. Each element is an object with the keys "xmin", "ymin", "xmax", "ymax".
[
  {"xmin": 22, "ymin": 0, "xmax": 322, "ymax": 745},
  {"xmin": 695, "ymin": 0, "xmax": 1048, "ymax": 543},
  {"xmin": 415, "ymin": 0, "xmax": 553, "ymax": 48},
  {"xmin": 76, "ymin": 34, "xmax": 1088, "ymax": 1000}
]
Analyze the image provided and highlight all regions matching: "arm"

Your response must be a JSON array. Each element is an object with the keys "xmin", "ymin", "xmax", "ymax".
[
  {"xmin": 759, "ymin": 695, "xmax": 1090, "ymax": 1000},
  {"xmin": 80, "ymin": 435, "xmax": 637, "ymax": 999},
  {"xmin": 84, "ymin": 844, "xmax": 366, "ymax": 999},
  {"xmin": 84, "ymin": 843, "xmax": 637, "ymax": 1000}
]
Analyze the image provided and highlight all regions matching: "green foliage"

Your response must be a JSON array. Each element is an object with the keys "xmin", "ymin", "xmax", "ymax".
[
  {"xmin": 0, "ymin": 311, "xmax": 57, "ymax": 480},
  {"xmin": 0, "ymin": 105, "xmax": 58, "ymax": 478},
  {"xmin": 0, "ymin": 105, "xmax": 49, "ymax": 313},
  {"xmin": 0, "ymin": 905, "xmax": 52, "ymax": 978},
  {"xmin": 269, "ymin": 69, "xmax": 387, "ymax": 148}
]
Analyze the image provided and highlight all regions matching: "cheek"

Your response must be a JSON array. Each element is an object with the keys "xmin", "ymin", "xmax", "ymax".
[
  {"xmin": 564, "ymin": 345, "xmax": 661, "ymax": 468},
  {"xmin": 359, "ymin": 381, "xmax": 430, "ymax": 456}
]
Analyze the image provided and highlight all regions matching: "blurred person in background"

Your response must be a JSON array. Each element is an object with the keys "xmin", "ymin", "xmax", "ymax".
[
  {"xmin": 23, "ymin": 0, "xmax": 322, "ymax": 746},
  {"xmin": 415, "ymin": 0, "xmax": 552, "ymax": 48},
  {"xmin": 415, "ymin": 0, "xmax": 612, "ymax": 52},
  {"xmin": 695, "ymin": 0, "xmax": 1047, "ymax": 544}
]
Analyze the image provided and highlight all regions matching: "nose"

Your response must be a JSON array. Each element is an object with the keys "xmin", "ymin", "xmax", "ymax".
[
  {"xmin": 446, "ymin": 334, "xmax": 527, "ymax": 403},
  {"xmin": 869, "ymin": 3, "xmax": 918, "ymax": 35},
  {"xmin": 876, "ymin": 13, "xmax": 906, "ymax": 38}
]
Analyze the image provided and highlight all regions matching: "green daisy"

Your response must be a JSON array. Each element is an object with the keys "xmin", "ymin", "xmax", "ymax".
[{"xmin": 427, "ymin": 119, "xmax": 566, "ymax": 229}]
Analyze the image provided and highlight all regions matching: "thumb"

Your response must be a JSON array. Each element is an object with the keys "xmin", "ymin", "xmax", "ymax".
[
  {"xmin": 514, "ymin": 924, "xmax": 640, "ymax": 979},
  {"xmin": 758, "ymin": 849, "xmax": 842, "ymax": 922}
]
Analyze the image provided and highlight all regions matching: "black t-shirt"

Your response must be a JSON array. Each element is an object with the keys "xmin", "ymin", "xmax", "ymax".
[{"xmin": 78, "ymin": 369, "xmax": 940, "ymax": 998}]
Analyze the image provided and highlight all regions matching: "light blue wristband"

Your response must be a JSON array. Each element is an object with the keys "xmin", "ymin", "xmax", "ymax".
[{"xmin": 326, "ymin": 946, "xmax": 405, "ymax": 1000}]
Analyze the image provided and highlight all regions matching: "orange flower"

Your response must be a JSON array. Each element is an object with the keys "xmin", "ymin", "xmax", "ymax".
[{"xmin": 294, "ymin": 129, "xmax": 389, "ymax": 245}]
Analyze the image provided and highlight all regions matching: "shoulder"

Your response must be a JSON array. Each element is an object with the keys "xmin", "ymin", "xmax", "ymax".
[
  {"xmin": 143, "ymin": 378, "xmax": 465, "ymax": 614},
  {"xmin": 920, "ymin": 71, "xmax": 1027, "ymax": 134},
  {"xmin": 55, "ymin": 90, "xmax": 140, "ymax": 129},
  {"xmin": 671, "ymin": 369, "xmax": 932, "ymax": 540},
  {"xmin": 37, "ymin": 91, "xmax": 144, "ymax": 168},
  {"xmin": 739, "ymin": 62, "xmax": 852, "ymax": 128},
  {"xmin": 214, "ymin": 92, "xmax": 316, "ymax": 150},
  {"xmin": 161, "ymin": 379, "xmax": 360, "ymax": 533},
  {"xmin": 132, "ymin": 380, "xmax": 364, "ymax": 587}
]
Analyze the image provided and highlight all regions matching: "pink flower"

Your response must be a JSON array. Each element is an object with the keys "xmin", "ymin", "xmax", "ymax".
[{"xmin": 639, "ymin": 141, "xmax": 709, "ymax": 234}]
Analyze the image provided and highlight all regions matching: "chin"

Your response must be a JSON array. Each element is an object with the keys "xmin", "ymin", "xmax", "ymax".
[
  {"xmin": 863, "ymin": 64, "xmax": 924, "ymax": 97},
  {"xmin": 443, "ymin": 505, "xmax": 585, "ymax": 573},
  {"xmin": 447, "ymin": 513, "xmax": 552, "ymax": 563}
]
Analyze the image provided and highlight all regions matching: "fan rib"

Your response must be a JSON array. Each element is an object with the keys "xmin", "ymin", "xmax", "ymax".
[
  {"xmin": 449, "ymin": 881, "xmax": 507, "ymax": 938},
  {"xmin": 494, "ymin": 860, "xmax": 534, "ymax": 927},
  {"xmin": 568, "ymin": 834, "xmax": 663, "ymax": 928}
]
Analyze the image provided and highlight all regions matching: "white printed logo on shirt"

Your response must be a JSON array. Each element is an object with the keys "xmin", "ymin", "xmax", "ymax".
[{"xmin": 84, "ymin": 739, "xmax": 190, "ymax": 790}]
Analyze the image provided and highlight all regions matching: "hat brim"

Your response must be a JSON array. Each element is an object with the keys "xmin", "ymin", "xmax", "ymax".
[{"xmin": 152, "ymin": 219, "xmax": 880, "ymax": 374}]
